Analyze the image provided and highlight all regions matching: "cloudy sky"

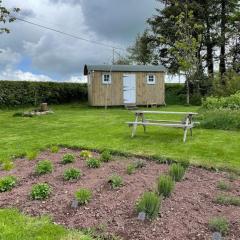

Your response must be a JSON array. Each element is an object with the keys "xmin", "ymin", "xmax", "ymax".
[{"xmin": 0, "ymin": 0, "xmax": 160, "ymax": 82}]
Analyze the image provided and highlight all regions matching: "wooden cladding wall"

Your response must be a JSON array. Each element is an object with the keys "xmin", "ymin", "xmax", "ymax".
[{"xmin": 88, "ymin": 71, "xmax": 165, "ymax": 106}]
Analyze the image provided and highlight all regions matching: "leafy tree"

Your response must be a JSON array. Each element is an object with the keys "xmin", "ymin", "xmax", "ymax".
[{"xmin": 0, "ymin": 0, "xmax": 20, "ymax": 34}]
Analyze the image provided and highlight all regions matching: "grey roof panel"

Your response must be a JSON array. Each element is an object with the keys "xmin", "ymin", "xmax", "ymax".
[{"xmin": 84, "ymin": 64, "xmax": 166, "ymax": 75}]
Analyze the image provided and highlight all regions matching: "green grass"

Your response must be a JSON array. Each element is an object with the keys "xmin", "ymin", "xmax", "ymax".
[
  {"xmin": 0, "ymin": 104, "xmax": 240, "ymax": 171},
  {"xmin": 0, "ymin": 208, "xmax": 93, "ymax": 240}
]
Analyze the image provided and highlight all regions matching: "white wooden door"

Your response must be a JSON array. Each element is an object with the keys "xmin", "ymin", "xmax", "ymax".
[{"xmin": 123, "ymin": 74, "xmax": 136, "ymax": 104}]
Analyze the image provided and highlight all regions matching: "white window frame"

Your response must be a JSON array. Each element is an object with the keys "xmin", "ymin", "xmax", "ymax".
[
  {"xmin": 102, "ymin": 73, "xmax": 112, "ymax": 84},
  {"xmin": 147, "ymin": 74, "xmax": 156, "ymax": 85}
]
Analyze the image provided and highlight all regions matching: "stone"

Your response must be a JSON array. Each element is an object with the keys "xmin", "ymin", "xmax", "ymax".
[
  {"xmin": 212, "ymin": 232, "xmax": 222, "ymax": 240},
  {"xmin": 71, "ymin": 199, "xmax": 78, "ymax": 209},
  {"xmin": 137, "ymin": 212, "xmax": 146, "ymax": 221}
]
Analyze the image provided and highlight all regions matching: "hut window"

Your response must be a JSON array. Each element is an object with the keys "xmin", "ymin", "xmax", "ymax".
[
  {"xmin": 147, "ymin": 74, "xmax": 156, "ymax": 84},
  {"xmin": 102, "ymin": 73, "xmax": 112, "ymax": 84}
]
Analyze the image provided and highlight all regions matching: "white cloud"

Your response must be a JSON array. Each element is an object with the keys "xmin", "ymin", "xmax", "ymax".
[{"xmin": 0, "ymin": 48, "xmax": 21, "ymax": 68}]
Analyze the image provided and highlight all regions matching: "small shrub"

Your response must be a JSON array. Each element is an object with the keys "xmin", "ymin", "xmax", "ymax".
[
  {"xmin": 108, "ymin": 175, "xmax": 123, "ymax": 189},
  {"xmin": 0, "ymin": 176, "xmax": 17, "ymax": 192},
  {"xmin": 62, "ymin": 154, "xmax": 75, "ymax": 164},
  {"xmin": 1, "ymin": 160, "xmax": 15, "ymax": 171},
  {"xmin": 209, "ymin": 217, "xmax": 229, "ymax": 236},
  {"xmin": 227, "ymin": 172, "xmax": 238, "ymax": 182},
  {"xmin": 80, "ymin": 150, "xmax": 92, "ymax": 159},
  {"xmin": 64, "ymin": 168, "xmax": 81, "ymax": 181},
  {"xmin": 217, "ymin": 181, "xmax": 231, "ymax": 191},
  {"xmin": 100, "ymin": 150, "xmax": 112, "ymax": 162},
  {"xmin": 26, "ymin": 151, "xmax": 38, "ymax": 160},
  {"xmin": 126, "ymin": 164, "xmax": 136, "ymax": 175},
  {"xmin": 31, "ymin": 183, "xmax": 51, "ymax": 200},
  {"xmin": 35, "ymin": 160, "xmax": 53, "ymax": 175},
  {"xmin": 75, "ymin": 188, "xmax": 92, "ymax": 205},
  {"xmin": 86, "ymin": 158, "xmax": 101, "ymax": 168},
  {"xmin": 134, "ymin": 160, "xmax": 146, "ymax": 169},
  {"xmin": 169, "ymin": 164, "xmax": 185, "ymax": 182},
  {"xmin": 157, "ymin": 175, "xmax": 175, "ymax": 198},
  {"xmin": 50, "ymin": 145, "xmax": 59, "ymax": 153},
  {"xmin": 178, "ymin": 159, "xmax": 190, "ymax": 169},
  {"xmin": 136, "ymin": 191, "xmax": 161, "ymax": 219},
  {"xmin": 215, "ymin": 194, "xmax": 240, "ymax": 206}
]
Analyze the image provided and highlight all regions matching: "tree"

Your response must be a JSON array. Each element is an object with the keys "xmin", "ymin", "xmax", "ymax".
[
  {"xmin": 127, "ymin": 30, "xmax": 154, "ymax": 65},
  {"xmin": 0, "ymin": 0, "xmax": 20, "ymax": 34}
]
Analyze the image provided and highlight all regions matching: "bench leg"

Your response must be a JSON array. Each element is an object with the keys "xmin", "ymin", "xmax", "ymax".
[
  {"xmin": 183, "ymin": 128, "xmax": 188, "ymax": 143},
  {"xmin": 132, "ymin": 123, "xmax": 138, "ymax": 137},
  {"xmin": 190, "ymin": 128, "xmax": 193, "ymax": 137}
]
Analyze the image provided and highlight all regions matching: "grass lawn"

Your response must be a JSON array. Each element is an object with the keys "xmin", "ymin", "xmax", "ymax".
[
  {"xmin": 0, "ymin": 104, "xmax": 239, "ymax": 171},
  {"xmin": 0, "ymin": 209, "xmax": 92, "ymax": 240}
]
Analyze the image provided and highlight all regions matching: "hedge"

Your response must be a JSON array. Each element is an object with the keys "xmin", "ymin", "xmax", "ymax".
[
  {"xmin": 165, "ymin": 83, "xmax": 186, "ymax": 105},
  {"xmin": 0, "ymin": 81, "xmax": 88, "ymax": 107}
]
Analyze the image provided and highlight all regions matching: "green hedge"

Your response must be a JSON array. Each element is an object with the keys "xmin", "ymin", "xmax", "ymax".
[
  {"xmin": 165, "ymin": 83, "xmax": 186, "ymax": 105},
  {"xmin": 0, "ymin": 81, "xmax": 88, "ymax": 107}
]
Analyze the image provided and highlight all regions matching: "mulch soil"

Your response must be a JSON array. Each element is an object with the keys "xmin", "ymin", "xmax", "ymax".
[{"xmin": 0, "ymin": 148, "xmax": 240, "ymax": 240}]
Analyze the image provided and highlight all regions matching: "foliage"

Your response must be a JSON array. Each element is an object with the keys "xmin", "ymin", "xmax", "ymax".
[
  {"xmin": 79, "ymin": 150, "xmax": 92, "ymax": 159},
  {"xmin": 86, "ymin": 158, "xmax": 101, "ymax": 168},
  {"xmin": 217, "ymin": 181, "xmax": 231, "ymax": 191},
  {"xmin": 0, "ymin": 176, "xmax": 17, "ymax": 192},
  {"xmin": 165, "ymin": 83, "xmax": 186, "ymax": 105},
  {"xmin": 133, "ymin": 159, "xmax": 146, "ymax": 169},
  {"xmin": 227, "ymin": 172, "xmax": 238, "ymax": 182},
  {"xmin": 135, "ymin": 191, "xmax": 161, "ymax": 219},
  {"xmin": 169, "ymin": 164, "xmax": 185, "ymax": 182},
  {"xmin": 63, "ymin": 168, "xmax": 81, "ymax": 181},
  {"xmin": 215, "ymin": 194, "xmax": 240, "ymax": 206},
  {"xmin": 62, "ymin": 154, "xmax": 75, "ymax": 164},
  {"xmin": 108, "ymin": 175, "xmax": 123, "ymax": 189},
  {"xmin": 0, "ymin": 81, "xmax": 87, "ymax": 107},
  {"xmin": 75, "ymin": 188, "xmax": 92, "ymax": 205},
  {"xmin": 0, "ymin": 209, "xmax": 92, "ymax": 240},
  {"xmin": 31, "ymin": 183, "xmax": 51, "ymax": 200},
  {"xmin": 26, "ymin": 151, "xmax": 38, "ymax": 161},
  {"xmin": 50, "ymin": 145, "xmax": 59, "ymax": 153},
  {"xmin": 208, "ymin": 217, "xmax": 229, "ymax": 236},
  {"xmin": 100, "ymin": 150, "xmax": 112, "ymax": 162},
  {"xmin": 126, "ymin": 164, "xmax": 136, "ymax": 175},
  {"xmin": 178, "ymin": 159, "xmax": 190, "ymax": 169},
  {"xmin": 1, "ymin": 160, "xmax": 15, "ymax": 171},
  {"xmin": 157, "ymin": 175, "xmax": 175, "ymax": 198},
  {"xmin": 35, "ymin": 160, "xmax": 53, "ymax": 175}
]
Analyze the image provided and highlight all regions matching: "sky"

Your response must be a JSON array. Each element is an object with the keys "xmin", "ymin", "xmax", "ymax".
[{"xmin": 0, "ymin": 0, "xmax": 161, "ymax": 83}]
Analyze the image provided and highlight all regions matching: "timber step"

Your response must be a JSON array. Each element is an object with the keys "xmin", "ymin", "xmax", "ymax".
[{"xmin": 125, "ymin": 104, "xmax": 138, "ymax": 110}]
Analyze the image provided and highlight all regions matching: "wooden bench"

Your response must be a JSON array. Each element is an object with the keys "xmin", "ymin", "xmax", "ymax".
[{"xmin": 126, "ymin": 111, "xmax": 199, "ymax": 143}]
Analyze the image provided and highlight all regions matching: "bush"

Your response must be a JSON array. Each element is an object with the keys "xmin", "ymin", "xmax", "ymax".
[
  {"xmin": 157, "ymin": 175, "xmax": 175, "ymax": 198},
  {"xmin": 1, "ymin": 160, "xmax": 15, "ymax": 171},
  {"xmin": 165, "ymin": 83, "xmax": 185, "ymax": 105},
  {"xmin": 0, "ymin": 81, "xmax": 87, "ymax": 107},
  {"xmin": 31, "ymin": 183, "xmax": 51, "ymax": 200},
  {"xmin": 64, "ymin": 168, "xmax": 81, "ymax": 181},
  {"xmin": 108, "ymin": 175, "xmax": 123, "ymax": 189},
  {"xmin": 208, "ymin": 217, "xmax": 229, "ymax": 236},
  {"xmin": 75, "ymin": 188, "xmax": 92, "ymax": 205},
  {"xmin": 178, "ymin": 159, "xmax": 190, "ymax": 169},
  {"xmin": 217, "ymin": 181, "xmax": 231, "ymax": 191},
  {"xmin": 0, "ymin": 176, "xmax": 17, "ymax": 192},
  {"xmin": 136, "ymin": 192, "xmax": 161, "ymax": 219},
  {"xmin": 215, "ymin": 194, "xmax": 240, "ymax": 206},
  {"xmin": 79, "ymin": 150, "xmax": 92, "ymax": 159},
  {"xmin": 26, "ymin": 151, "xmax": 38, "ymax": 160},
  {"xmin": 62, "ymin": 154, "xmax": 75, "ymax": 164},
  {"xmin": 227, "ymin": 172, "xmax": 238, "ymax": 182},
  {"xmin": 169, "ymin": 164, "xmax": 185, "ymax": 182},
  {"xmin": 50, "ymin": 146, "xmax": 59, "ymax": 153},
  {"xmin": 100, "ymin": 150, "xmax": 112, "ymax": 162},
  {"xmin": 35, "ymin": 160, "xmax": 53, "ymax": 175},
  {"xmin": 133, "ymin": 159, "xmax": 146, "ymax": 169},
  {"xmin": 126, "ymin": 164, "xmax": 136, "ymax": 175},
  {"xmin": 86, "ymin": 158, "xmax": 101, "ymax": 168}
]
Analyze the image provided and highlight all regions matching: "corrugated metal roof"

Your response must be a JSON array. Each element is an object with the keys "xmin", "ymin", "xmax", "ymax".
[{"xmin": 84, "ymin": 64, "xmax": 166, "ymax": 75}]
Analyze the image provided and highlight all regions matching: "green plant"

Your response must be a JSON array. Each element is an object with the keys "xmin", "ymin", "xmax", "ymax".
[
  {"xmin": 136, "ymin": 191, "xmax": 161, "ymax": 219},
  {"xmin": 157, "ymin": 175, "xmax": 175, "ymax": 198},
  {"xmin": 108, "ymin": 175, "xmax": 123, "ymax": 189},
  {"xmin": 26, "ymin": 151, "xmax": 38, "ymax": 160},
  {"xmin": 215, "ymin": 194, "xmax": 240, "ymax": 206},
  {"xmin": 169, "ymin": 163, "xmax": 185, "ymax": 181},
  {"xmin": 31, "ymin": 183, "xmax": 51, "ymax": 200},
  {"xmin": 126, "ymin": 164, "xmax": 136, "ymax": 175},
  {"xmin": 1, "ymin": 160, "xmax": 15, "ymax": 171},
  {"xmin": 208, "ymin": 217, "xmax": 229, "ymax": 236},
  {"xmin": 178, "ymin": 159, "xmax": 190, "ymax": 169},
  {"xmin": 50, "ymin": 145, "xmax": 59, "ymax": 153},
  {"xmin": 133, "ymin": 159, "xmax": 146, "ymax": 169},
  {"xmin": 217, "ymin": 181, "xmax": 231, "ymax": 191},
  {"xmin": 100, "ymin": 150, "xmax": 112, "ymax": 162},
  {"xmin": 86, "ymin": 158, "xmax": 101, "ymax": 168},
  {"xmin": 80, "ymin": 150, "xmax": 92, "ymax": 159},
  {"xmin": 64, "ymin": 168, "xmax": 81, "ymax": 181},
  {"xmin": 62, "ymin": 154, "xmax": 75, "ymax": 164},
  {"xmin": 35, "ymin": 160, "xmax": 53, "ymax": 175},
  {"xmin": 75, "ymin": 188, "xmax": 92, "ymax": 205},
  {"xmin": 0, "ymin": 176, "xmax": 17, "ymax": 192},
  {"xmin": 227, "ymin": 172, "xmax": 238, "ymax": 182}
]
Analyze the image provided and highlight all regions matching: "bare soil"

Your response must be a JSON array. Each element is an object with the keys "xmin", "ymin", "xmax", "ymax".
[{"xmin": 0, "ymin": 148, "xmax": 240, "ymax": 240}]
